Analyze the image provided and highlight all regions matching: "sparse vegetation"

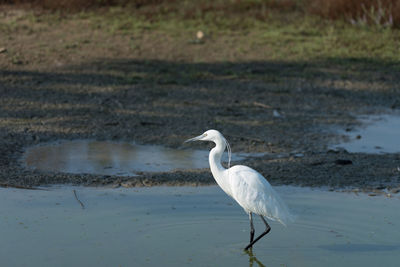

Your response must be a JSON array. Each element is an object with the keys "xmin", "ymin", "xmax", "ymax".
[
  {"xmin": 2, "ymin": 0, "xmax": 400, "ymax": 28},
  {"xmin": 309, "ymin": 0, "xmax": 400, "ymax": 28}
]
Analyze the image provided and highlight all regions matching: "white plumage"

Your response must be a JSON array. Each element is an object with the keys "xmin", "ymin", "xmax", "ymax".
[
  {"xmin": 228, "ymin": 165, "xmax": 292, "ymax": 225},
  {"xmin": 185, "ymin": 129, "xmax": 294, "ymax": 250}
]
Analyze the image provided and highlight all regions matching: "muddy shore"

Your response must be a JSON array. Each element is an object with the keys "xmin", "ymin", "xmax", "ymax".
[{"xmin": 1, "ymin": 8, "xmax": 400, "ymax": 192}]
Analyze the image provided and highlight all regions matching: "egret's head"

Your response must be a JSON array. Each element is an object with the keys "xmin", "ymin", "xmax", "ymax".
[
  {"xmin": 184, "ymin": 129, "xmax": 223, "ymax": 143},
  {"xmin": 184, "ymin": 129, "xmax": 232, "ymax": 168}
]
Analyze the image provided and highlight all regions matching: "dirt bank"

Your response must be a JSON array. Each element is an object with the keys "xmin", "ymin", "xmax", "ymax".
[{"xmin": 0, "ymin": 7, "xmax": 399, "ymax": 192}]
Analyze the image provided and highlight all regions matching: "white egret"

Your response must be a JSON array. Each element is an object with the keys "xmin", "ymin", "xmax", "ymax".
[{"xmin": 185, "ymin": 129, "xmax": 294, "ymax": 250}]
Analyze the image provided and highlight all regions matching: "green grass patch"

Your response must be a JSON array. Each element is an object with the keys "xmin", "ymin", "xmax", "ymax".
[{"xmin": 1, "ymin": 1, "xmax": 399, "ymax": 75}]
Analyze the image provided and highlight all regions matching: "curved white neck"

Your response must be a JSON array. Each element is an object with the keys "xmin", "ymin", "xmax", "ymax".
[
  {"xmin": 209, "ymin": 139, "xmax": 231, "ymax": 196},
  {"xmin": 209, "ymin": 141, "xmax": 226, "ymax": 174}
]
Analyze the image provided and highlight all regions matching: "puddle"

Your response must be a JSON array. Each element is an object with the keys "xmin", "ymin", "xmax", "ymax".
[
  {"xmin": 332, "ymin": 114, "xmax": 400, "ymax": 153},
  {"xmin": 23, "ymin": 140, "xmax": 252, "ymax": 176},
  {"xmin": 1, "ymin": 186, "xmax": 399, "ymax": 267}
]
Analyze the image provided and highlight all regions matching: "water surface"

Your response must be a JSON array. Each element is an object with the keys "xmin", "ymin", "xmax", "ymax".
[
  {"xmin": 23, "ymin": 140, "xmax": 251, "ymax": 176},
  {"xmin": 333, "ymin": 114, "xmax": 400, "ymax": 153},
  {"xmin": 1, "ymin": 186, "xmax": 399, "ymax": 267}
]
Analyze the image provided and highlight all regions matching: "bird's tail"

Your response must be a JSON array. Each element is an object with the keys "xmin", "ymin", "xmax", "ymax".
[
  {"xmin": 275, "ymin": 200, "xmax": 297, "ymax": 226},
  {"xmin": 278, "ymin": 211, "xmax": 297, "ymax": 227}
]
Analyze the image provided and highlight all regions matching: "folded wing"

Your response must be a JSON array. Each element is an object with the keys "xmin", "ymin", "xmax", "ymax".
[{"xmin": 228, "ymin": 165, "xmax": 294, "ymax": 225}]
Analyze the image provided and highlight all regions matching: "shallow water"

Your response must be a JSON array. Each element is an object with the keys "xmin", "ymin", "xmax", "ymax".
[
  {"xmin": 23, "ymin": 140, "xmax": 252, "ymax": 176},
  {"xmin": 1, "ymin": 186, "xmax": 399, "ymax": 267},
  {"xmin": 333, "ymin": 114, "xmax": 400, "ymax": 153}
]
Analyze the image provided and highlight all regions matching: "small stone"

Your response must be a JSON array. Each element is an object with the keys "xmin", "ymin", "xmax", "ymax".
[
  {"xmin": 196, "ymin": 31, "xmax": 204, "ymax": 40},
  {"xmin": 335, "ymin": 159, "xmax": 352, "ymax": 165},
  {"xmin": 390, "ymin": 188, "xmax": 400, "ymax": 194},
  {"xmin": 310, "ymin": 161, "xmax": 324, "ymax": 166},
  {"xmin": 0, "ymin": 47, "xmax": 6, "ymax": 53},
  {"xmin": 121, "ymin": 181, "xmax": 134, "ymax": 188},
  {"xmin": 391, "ymin": 100, "xmax": 400, "ymax": 109},
  {"xmin": 273, "ymin": 109, "xmax": 282, "ymax": 118},
  {"xmin": 142, "ymin": 179, "xmax": 152, "ymax": 187},
  {"xmin": 375, "ymin": 185, "xmax": 385, "ymax": 190},
  {"xmin": 328, "ymin": 147, "xmax": 349, "ymax": 154}
]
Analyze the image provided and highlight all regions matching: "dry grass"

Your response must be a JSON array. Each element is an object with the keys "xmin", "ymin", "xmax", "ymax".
[
  {"xmin": 309, "ymin": 0, "xmax": 400, "ymax": 28},
  {"xmin": 1, "ymin": 0, "xmax": 139, "ymax": 11},
  {"xmin": 1, "ymin": 0, "xmax": 297, "ymax": 13},
  {"xmin": 0, "ymin": 0, "xmax": 300, "ymax": 28},
  {"xmin": 1, "ymin": 0, "xmax": 400, "ymax": 28}
]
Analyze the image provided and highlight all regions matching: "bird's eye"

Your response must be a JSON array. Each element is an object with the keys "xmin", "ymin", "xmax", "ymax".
[{"xmin": 203, "ymin": 133, "xmax": 208, "ymax": 137}]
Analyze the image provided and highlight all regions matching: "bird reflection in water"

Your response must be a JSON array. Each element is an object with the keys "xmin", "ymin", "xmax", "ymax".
[{"xmin": 245, "ymin": 249, "xmax": 266, "ymax": 267}]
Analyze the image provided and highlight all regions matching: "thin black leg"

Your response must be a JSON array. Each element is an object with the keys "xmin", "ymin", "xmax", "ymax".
[
  {"xmin": 244, "ymin": 215, "xmax": 271, "ymax": 250},
  {"xmin": 249, "ymin": 213, "xmax": 255, "ymax": 244}
]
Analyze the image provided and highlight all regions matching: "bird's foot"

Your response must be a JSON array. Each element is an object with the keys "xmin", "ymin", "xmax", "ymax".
[{"xmin": 244, "ymin": 243, "xmax": 253, "ymax": 251}]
